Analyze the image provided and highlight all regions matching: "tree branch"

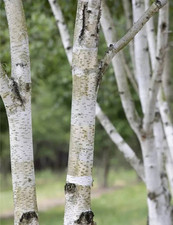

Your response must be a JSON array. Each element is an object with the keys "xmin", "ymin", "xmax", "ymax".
[
  {"xmin": 99, "ymin": 0, "xmax": 167, "ymax": 77},
  {"xmin": 96, "ymin": 103, "xmax": 145, "ymax": 181},
  {"xmin": 100, "ymin": 0, "xmax": 141, "ymax": 138},
  {"xmin": 48, "ymin": 0, "xmax": 72, "ymax": 64}
]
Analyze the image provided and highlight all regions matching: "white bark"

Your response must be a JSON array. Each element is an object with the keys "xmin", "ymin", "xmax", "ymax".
[
  {"xmin": 132, "ymin": 0, "xmax": 150, "ymax": 113},
  {"xmin": 162, "ymin": 49, "xmax": 172, "ymax": 105},
  {"xmin": 145, "ymin": 0, "xmax": 156, "ymax": 71},
  {"xmin": 153, "ymin": 111, "xmax": 165, "ymax": 173},
  {"xmin": 165, "ymin": 147, "xmax": 173, "ymax": 196},
  {"xmin": 96, "ymin": 103, "xmax": 145, "ymax": 181},
  {"xmin": 48, "ymin": 0, "xmax": 72, "ymax": 65},
  {"xmin": 101, "ymin": 0, "xmax": 141, "ymax": 139},
  {"xmin": 64, "ymin": 1, "xmax": 101, "ymax": 224},
  {"xmin": 140, "ymin": 135, "xmax": 172, "ymax": 225},
  {"xmin": 158, "ymin": 89, "xmax": 173, "ymax": 161},
  {"xmin": 153, "ymin": 111, "xmax": 171, "ymax": 203},
  {"xmin": 122, "ymin": 0, "xmax": 135, "ymax": 72},
  {"xmin": 2, "ymin": 0, "xmax": 39, "ymax": 224},
  {"xmin": 139, "ymin": 2, "xmax": 172, "ymax": 224},
  {"xmin": 143, "ymin": 6, "xmax": 168, "ymax": 133},
  {"xmin": 99, "ymin": 0, "xmax": 167, "ymax": 77},
  {"xmin": 120, "ymin": 53, "xmax": 138, "ymax": 93}
]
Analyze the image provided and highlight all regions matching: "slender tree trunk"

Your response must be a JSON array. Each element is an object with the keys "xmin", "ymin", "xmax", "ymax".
[
  {"xmin": 132, "ymin": 0, "xmax": 150, "ymax": 113},
  {"xmin": 64, "ymin": 1, "xmax": 101, "ymax": 224},
  {"xmin": 122, "ymin": 0, "xmax": 135, "ymax": 72},
  {"xmin": 102, "ymin": 149, "xmax": 110, "ymax": 188},
  {"xmin": 1, "ymin": 1, "xmax": 39, "ymax": 224},
  {"xmin": 140, "ymin": 134, "xmax": 172, "ymax": 225}
]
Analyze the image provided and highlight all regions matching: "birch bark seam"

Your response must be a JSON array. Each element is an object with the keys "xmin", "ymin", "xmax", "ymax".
[{"xmin": 1, "ymin": 0, "xmax": 39, "ymax": 224}]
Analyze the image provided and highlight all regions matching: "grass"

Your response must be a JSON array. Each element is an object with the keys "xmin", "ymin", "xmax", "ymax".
[{"xmin": 0, "ymin": 169, "xmax": 147, "ymax": 225}]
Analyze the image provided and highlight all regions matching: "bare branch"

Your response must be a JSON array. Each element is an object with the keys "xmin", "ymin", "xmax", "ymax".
[
  {"xmin": 120, "ymin": 52, "xmax": 138, "ymax": 93},
  {"xmin": 96, "ymin": 103, "xmax": 145, "ymax": 182},
  {"xmin": 48, "ymin": 0, "xmax": 72, "ymax": 64},
  {"xmin": 99, "ymin": 0, "xmax": 167, "ymax": 76},
  {"xmin": 101, "ymin": 0, "xmax": 141, "ymax": 138}
]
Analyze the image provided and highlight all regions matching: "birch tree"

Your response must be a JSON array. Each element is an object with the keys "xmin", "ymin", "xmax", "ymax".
[
  {"xmin": 48, "ymin": 0, "xmax": 145, "ymax": 183},
  {"xmin": 0, "ymin": 0, "xmax": 39, "ymax": 224},
  {"xmin": 48, "ymin": 0, "xmax": 171, "ymax": 224}
]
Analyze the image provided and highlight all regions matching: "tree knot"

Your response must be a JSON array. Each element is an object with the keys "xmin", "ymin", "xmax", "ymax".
[
  {"xmin": 75, "ymin": 211, "xmax": 95, "ymax": 224},
  {"xmin": 19, "ymin": 211, "xmax": 38, "ymax": 223},
  {"xmin": 64, "ymin": 183, "xmax": 76, "ymax": 193}
]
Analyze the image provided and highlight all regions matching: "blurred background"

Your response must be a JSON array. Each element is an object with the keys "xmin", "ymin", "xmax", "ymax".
[{"xmin": 0, "ymin": 0, "xmax": 173, "ymax": 224}]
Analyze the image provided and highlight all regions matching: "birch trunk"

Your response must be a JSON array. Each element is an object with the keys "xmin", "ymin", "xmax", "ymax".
[
  {"xmin": 165, "ymin": 147, "xmax": 173, "ymax": 196},
  {"xmin": 48, "ymin": 0, "xmax": 144, "ymax": 183},
  {"xmin": 122, "ymin": 0, "xmax": 135, "ymax": 72},
  {"xmin": 132, "ymin": 0, "xmax": 150, "ymax": 113},
  {"xmin": 145, "ymin": 0, "xmax": 156, "ymax": 70},
  {"xmin": 1, "ymin": 0, "xmax": 39, "ymax": 224},
  {"xmin": 153, "ymin": 112, "xmax": 171, "ymax": 202},
  {"xmin": 140, "ymin": 134, "xmax": 172, "ymax": 225},
  {"xmin": 64, "ymin": 1, "xmax": 101, "ymax": 224},
  {"xmin": 158, "ymin": 89, "xmax": 173, "ymax": 161},
  {"xmin": 139, "ymin": 2, "xmax": 172, "ymax": 224}
]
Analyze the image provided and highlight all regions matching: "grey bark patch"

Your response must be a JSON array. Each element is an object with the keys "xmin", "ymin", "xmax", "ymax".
[
  {"xmin": 147, "ymin": 191, "xmax": 162, "ymax": 200},
  {"xmin": 148, "ymin": 191, "xmax": 157, "ymax": 200},
  {"xmin": 64, "ymin": 183, "xmax": 76, "ymax": 193},
  {"xmin": 155, "ymin": 0, "xmax": 162, "ymax": 8},
  {"xmin": 25, "ymin": 83, "xmax": 31, "ymax": 92},
  {"xmin": 135, "ymin": 1, "xmax": 144, "ymax": 8},
  {"xmin": 75, "ymin": 211, "xmax": 94, "ymax": 224},
  {"xmin": 79, "ymin": 3, "xmax": 88, "ymax": 42},
  {"xmin": 10, "ymin": 78, "xmax": 24, "ymax": 106},
  {"xmin": 156, "ymin": 56, "xmax": 160, "ymax": 61},
  {"xmin": 16, "ymin": 63, "xmax": 27, "ymax": 68},
  {"xmin": 66, "ymin": 46, "xmax": 72, "ymax": 50},
  {"xmin": 161, "ymin": 22, "xmax": 167, "ymax": 32},
  {"xmin": 19, "ymin": 211, "xmax": 38, "ymax": 224}
]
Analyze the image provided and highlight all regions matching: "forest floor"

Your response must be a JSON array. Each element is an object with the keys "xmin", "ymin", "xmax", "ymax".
[
  {"xmin": 0, "ymin": 182, "xmax": 134, "ymax": 219},
  {"xmin": 0, "ymin": 169, "xmax": 144, "ymax": 223}
]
